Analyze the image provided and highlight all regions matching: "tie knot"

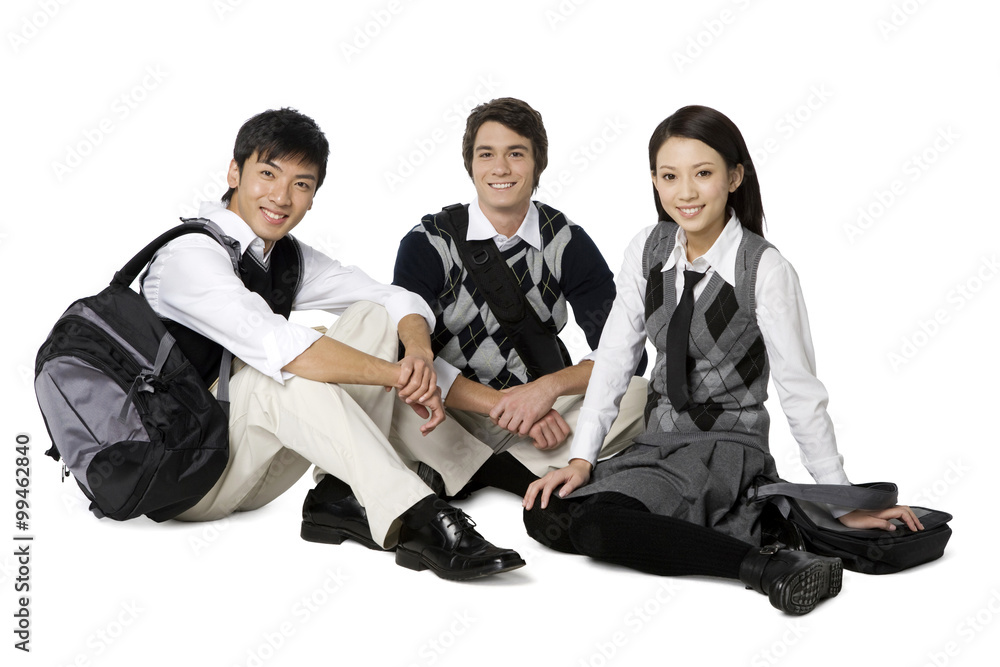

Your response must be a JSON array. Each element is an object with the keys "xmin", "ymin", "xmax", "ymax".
[{"xmin": 682, "ymin": 270, "xmax": 706, "ymax": 291}]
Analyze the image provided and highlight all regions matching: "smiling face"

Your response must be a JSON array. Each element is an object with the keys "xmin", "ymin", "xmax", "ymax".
[
  {"xmin": 651, "ymin": 136, "xmax": 744, "ymax": 254},
  {"xmin": 471, "ymin": 121, "xmax": 536, "ymax": 227},
  {"xmin": 226, "ymin": 152, "xmax": 319, "ymax": 252}
]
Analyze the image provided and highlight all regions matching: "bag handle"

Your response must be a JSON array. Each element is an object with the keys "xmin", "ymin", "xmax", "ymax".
[{"xmin": 749, "ymin": 481, "xmax": 898, "ymax": 510}]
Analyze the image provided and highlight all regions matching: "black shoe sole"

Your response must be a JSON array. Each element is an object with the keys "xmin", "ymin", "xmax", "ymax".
[
  {"xmin": 394, "ymin": 546, "xmax": 526, "ymax": 581},
  {"xmin": 770, "ymin": 557, "xmax": 843, "ymax": 615},
  {"xmin": 300, "ymin": 520, "xmax": 387, "ymax": 552}
]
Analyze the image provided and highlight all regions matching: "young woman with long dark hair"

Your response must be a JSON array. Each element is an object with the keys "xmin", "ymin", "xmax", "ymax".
[{"xmin": 522, "ymin": 105, "xmax": 922, "ymax": 614}]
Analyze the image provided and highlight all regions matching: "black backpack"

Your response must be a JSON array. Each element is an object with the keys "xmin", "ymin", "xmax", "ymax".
[{"xmin": 34, "ymin": 219, "xmax": 240, "ymax": 522}]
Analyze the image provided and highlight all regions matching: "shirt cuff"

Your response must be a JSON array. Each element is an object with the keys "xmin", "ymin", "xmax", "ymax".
[
  {"xmin": 384, "ymin": 290, "xmax": 436, "ymax": 332},
  {"xmin": 806, "ymin": 455, "xmax": 851, "ymax": 487},
  {"xmin": 568, "ymin": 413, "xmax": 605, "ymax": 466},
  {"xmin": 268, "ymin": 324, "xmax": 324, "ymax": 384},
  {"xmin": 806, "ymin": 463, "xmax": 851, "ymax": 519},
  {"xmin": 826, "ymin": 504, "xmax": 853, "ymax": 519},
  {"xmin": 433, "ymin": 357, "xmax": 462, "ymax": 400}
]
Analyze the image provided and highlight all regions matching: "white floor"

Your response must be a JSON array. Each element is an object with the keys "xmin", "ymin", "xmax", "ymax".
[
  {"xmin": 16, "ymin": 467, "xmax": 974, "ymax": 667},
  {"xmin": 4, "ymin": 2, "xmax": 996, "ymax": 665}
]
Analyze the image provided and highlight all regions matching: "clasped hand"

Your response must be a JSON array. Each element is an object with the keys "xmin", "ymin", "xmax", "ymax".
[
  {"xmin": 391, "ymin": 352, "xmax": 444, "ymax": 434},
  {"xmin": 489, "ymin": 380, "xmax": 571, "ymax": 450}
]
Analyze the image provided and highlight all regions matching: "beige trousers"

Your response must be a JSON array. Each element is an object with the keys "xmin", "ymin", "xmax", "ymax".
[
  {"xmin": 176, "ymin": 301, "xmax": 647, "ymax": 548},
  {"xmin": 445, "ymin": 377, "xmax": 647, "ymax": 477},
  {"xmin": 176, "ymin": 301, "xmax": 492, "ymax": 547}
]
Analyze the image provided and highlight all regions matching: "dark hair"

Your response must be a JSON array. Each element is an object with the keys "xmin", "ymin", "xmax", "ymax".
[
  {"xmin": 222, "ymin": 108, "xmax": 330, "ymax": 205},
  {"xmin": 647, "ymin": 105, "xmax": 764, "ymax": 237},
  {"xmin": 462, "ymin": 98, "xmax": 548, "ymax": 190}
]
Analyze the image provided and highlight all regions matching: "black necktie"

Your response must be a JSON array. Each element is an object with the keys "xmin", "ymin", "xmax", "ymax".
[{"xmin": 666, "ymin": 269, "xmax": 706, "ymax": 412}]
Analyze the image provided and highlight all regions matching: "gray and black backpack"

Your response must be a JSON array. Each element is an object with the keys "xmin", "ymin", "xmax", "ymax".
[{"xmin": 34, "ymin": 220, "xmax": 239, "ymax": 522}]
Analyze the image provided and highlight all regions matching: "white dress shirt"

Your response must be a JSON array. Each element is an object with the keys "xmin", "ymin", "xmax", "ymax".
[
  {"xmin": 142, "ymin": 201, "xmax": 435, "ymax": 384},
  {"xmin": 571, "ymin": 214, "xmax": 850, "ymax": 486},
  {"xmin": 467, "ymin": 195, "xmax": 542, "ymax": 251}
]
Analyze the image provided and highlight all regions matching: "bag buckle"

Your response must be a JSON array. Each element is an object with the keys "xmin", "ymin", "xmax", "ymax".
[{"xmin": 471, "ymin": 248, "xmax": 490, "ymax": 266}]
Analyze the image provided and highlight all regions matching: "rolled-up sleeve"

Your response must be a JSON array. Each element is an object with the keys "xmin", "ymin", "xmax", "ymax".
[
  {"xmin": 143, "ymin": 236, "xmax": 322, "ymax": 383},
  {"xmin": 294, "ymin": 242, "xmax": 435, "ymax": 331},
  {"xmin": 144, "ymin": 236, "xmax": 435, "ymax": 384}
]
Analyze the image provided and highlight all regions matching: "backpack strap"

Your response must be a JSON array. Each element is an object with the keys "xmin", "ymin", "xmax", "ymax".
[
  {"xmin": 113, "ymin": 218, "xmax": 242, "ymax": 413},
  {"xmin": 113, "ymin": 219, "xmax": 241, "ymax": 287},
  {"xmin": 748, "ymin": 481, "xmax": 899, "ymax": 511},
  {"xmin": 434, "ymin": 203, "xmax": 568, "ymax": 380}
]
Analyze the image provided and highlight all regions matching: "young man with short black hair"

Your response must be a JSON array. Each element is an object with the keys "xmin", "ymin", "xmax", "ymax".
[{"xmin": 143, "ymin": 108, "xmax": 524, "ymax": 580}]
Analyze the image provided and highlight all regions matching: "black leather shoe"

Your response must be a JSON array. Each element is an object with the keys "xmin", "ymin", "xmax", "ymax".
[
  {"xmin": 300, "ymin": 478, "xmax": 385, "ymax": 552},
  {"xmin": 395, "ymin": 506, "xmax": 526, "ymax": 581},
  {"xmin": 739, "ymin": 545, "xmax": 842, "ymax": 615}
]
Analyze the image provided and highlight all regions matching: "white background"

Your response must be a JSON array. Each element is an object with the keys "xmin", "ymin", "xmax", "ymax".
[{"xmin": 2, "ymin": 1, "xmax": 997, "ymax": 665}]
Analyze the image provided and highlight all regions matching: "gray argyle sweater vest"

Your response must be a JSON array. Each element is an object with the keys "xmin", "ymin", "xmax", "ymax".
[
  {"xmin": 422, "ymin": 203, "xmax": 572, "ymax": 389},
  {"xmin": 641, "ymin": 221, "xmax": 773, "ymax": 447}
]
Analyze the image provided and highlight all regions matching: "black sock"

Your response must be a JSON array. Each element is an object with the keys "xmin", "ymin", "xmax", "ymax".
[
  {"xmin": 523, "ymin": 492, "xmax": 588, "ymax": 554},
  {"xmin": 462, "ymin": 452, "xmax": 539, "ymax": 497},
  {"xmin": 526, "ymin": 491, "xmax": 754, "ymax": 578},
  {"xmin": 311, "ymin": 474, "xmax": 353, "ymax": 502},
  {"xmin": 569, "ymin": 499, "xmax": 754, "ymax": 579},
  {"xmin": 400, "ymin": 494, "xmax": 452, "ymax": 530}
]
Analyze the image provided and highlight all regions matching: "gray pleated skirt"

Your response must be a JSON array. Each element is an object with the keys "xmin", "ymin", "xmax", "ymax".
[{"xmin": 568, "ymin": 430, "xmax": 778, "ymax": 545}]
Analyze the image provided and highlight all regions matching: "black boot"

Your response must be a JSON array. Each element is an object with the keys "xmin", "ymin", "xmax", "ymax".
[
  {"xmin": 394, "ymin": 496, "xmax": 526, "ymax": 581},
  {"xmin": 739, "ymin": 545, "xmax": 843, "ymax": 615},
  {"xmin": 300, "ymin": 475, "xmax": 385, "ymax": 551},
  {"xmin": 759, "ymin": 503, "xmax": 806, "ymax": 551}
]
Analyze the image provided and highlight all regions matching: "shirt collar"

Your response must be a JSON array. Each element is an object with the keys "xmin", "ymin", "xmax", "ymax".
[
  {"xmin": 662, "ymin": 210, "xmax": 744, "ymax": 286},
  {"xmin": 198, "ymin": 200, "xmax": 270, "ymax": 262},
  {"xmin": 468, "ymin": 197, "xmax": 542, "ymax": 250}
]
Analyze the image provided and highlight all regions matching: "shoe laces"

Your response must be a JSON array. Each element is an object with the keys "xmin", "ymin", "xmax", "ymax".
[{"xmin": 439, "ymin": 507, "xmax": 477, "ymax": 538}]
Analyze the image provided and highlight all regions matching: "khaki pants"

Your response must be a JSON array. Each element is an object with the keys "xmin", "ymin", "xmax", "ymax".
[
  {"xmin": 176, "ymin": 301, "xmax": 492, "ymax": 547},
  {"xmin": 176, "ymin": 301, "xmax": 646, "ymax": 548},
  {"xmin": 446, "ymin": 377, "xmax": 646, "ymax": 477}
]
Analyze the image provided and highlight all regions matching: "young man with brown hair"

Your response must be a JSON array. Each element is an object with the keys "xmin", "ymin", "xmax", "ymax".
[{"xmin": 301, "ymin": 98, "xmax": 647, "ymax": 547}]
